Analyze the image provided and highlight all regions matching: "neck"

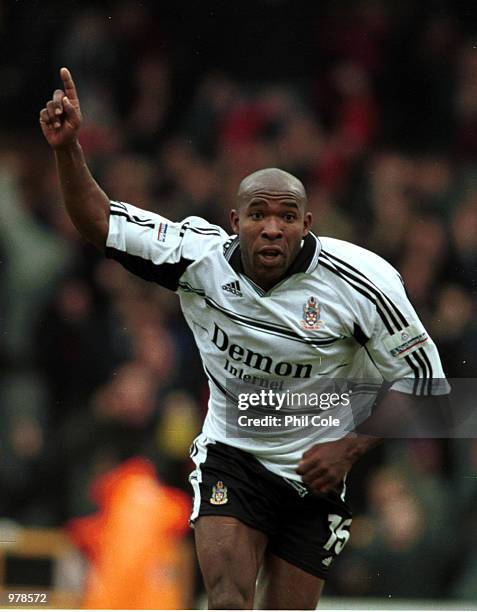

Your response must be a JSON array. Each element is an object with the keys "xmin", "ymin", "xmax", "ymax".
[{"xmin": 241, "ymin": 262, "xmax": 282, "ymax": 292}]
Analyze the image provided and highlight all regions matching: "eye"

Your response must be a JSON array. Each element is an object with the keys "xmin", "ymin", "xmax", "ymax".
[
  {"xmin": 250, "ymin": 211, "xmax": 264, "ymax": 220},
  {"xmin": 283, "ymin": 213, "xmax": 297, "ymax": 222}
]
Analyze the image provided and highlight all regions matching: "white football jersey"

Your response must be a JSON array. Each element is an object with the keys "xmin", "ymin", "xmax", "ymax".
[{"xmin": 106, "ymin": 201, "xmax": 447, "ymax": 480}]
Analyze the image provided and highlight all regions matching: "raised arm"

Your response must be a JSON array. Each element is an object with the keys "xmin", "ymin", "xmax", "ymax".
[{"xmin": 39, "ymin": 67, "xmax": 109, "ymax": 250}]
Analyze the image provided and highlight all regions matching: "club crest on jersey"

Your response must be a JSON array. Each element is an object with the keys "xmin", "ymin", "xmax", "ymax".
[
  {"xmin": 300, "ymin": 296, "xmax": 322, "ymax": 330},
  {"xmin": 210, "ymin": 481, "xmax": 228, "ymax": 505}
]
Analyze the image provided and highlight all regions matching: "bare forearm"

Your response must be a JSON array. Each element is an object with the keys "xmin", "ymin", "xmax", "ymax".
[
  {"xmin": 343, "ymin": 433, "xmax": 382, "ymax": 463},
  {"xmin": 55, "ymin": 140, "xmax": 109, "ymax": 250},
  {"xmin": 297, "ymin": 433, "xmax": 382, "ymax": 493}
]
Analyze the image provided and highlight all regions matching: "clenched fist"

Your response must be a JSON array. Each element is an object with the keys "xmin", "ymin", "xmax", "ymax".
[{"xmin": 39, "ymin": 67, "xmax": 82, "ymax": 150}]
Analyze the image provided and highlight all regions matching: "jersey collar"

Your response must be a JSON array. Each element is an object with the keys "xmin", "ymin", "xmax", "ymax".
[{"xmin": 224, "ymin": 232, "xmax": 321, "ymax": 280}]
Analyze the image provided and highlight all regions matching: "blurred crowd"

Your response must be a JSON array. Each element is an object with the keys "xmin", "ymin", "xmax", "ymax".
[{"xmin": 1, "ymin": 0, "xmax": 477, "ymax": 602}]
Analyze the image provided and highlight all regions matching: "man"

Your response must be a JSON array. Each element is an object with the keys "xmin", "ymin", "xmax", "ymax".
[{"xmin": 40, "ymin": 68, "xmax": 447, "ymax": 609}]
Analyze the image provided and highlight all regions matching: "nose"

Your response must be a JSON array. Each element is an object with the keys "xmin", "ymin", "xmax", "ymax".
[{"xmin": 261, "ymin": 218, "xmax": 283, "ymax": 240}]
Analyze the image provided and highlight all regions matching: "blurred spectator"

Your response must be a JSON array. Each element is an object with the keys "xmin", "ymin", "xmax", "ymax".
[
  {"xmin": 450, "ymin": 194, "xmax": 477, "ymax": 291},
  {"xmin": 398, "ymin": 216, "xmax": 448, "ymax": 319},
  {"xmin": 0, "ymin": 153, "xmax": 70, "ymax": 362},
  {"xmin": 331, "ymin": 464, "xmax": 449, "ymax": 598},
  {"xmin": 35, "ymin": 277, "xmax": 112, "ymax": 425},
  {"xmin": 430, "ymin": 284, "xmax": 477, "ymax": 376}
]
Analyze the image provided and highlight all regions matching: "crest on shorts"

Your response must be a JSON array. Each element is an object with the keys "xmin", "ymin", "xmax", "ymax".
[
  {"xmin": 300, "ymin": 296, "xmax": 322, "ymax": 330},
  {"xmin": 210, "ymin": 481, "xmax": 228, "ymax": 505}
]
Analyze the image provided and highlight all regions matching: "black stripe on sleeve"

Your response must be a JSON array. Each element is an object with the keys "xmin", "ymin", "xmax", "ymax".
[
  {"xmin": 320, "ymin": 255, "xmax": 426, "ymax": 391},
  {"xmin": 179, "ymin": 221, "xmax": 221, "ymax": 237},
  {"xmin": 110, "ymin": 201, "xmax": 128, "ymax": 211},
  {"xmin": 404, "ymin": 355, "xmax": 421, "ymax": 395},
  {"xmin": 322, "ymin": 250, "xmax": 409, "ymax": 328},
  {"xmin": 419, "ymin": 347, "xmax": 433, "ymax": 395},
  {"xmin": 408, "ymin": 352, "xmax": 427, "ymax": 395},
  {"xmin": 322, "ymin": 251, "xmax": 443, "ymax": 395},
  {"xmin": 188, "ymin": 227, "xmax": 222, "ymax": 236},
  {"xmin": 415, "ymin": 351, "xmax": 430, "ymax": 396},
  {"xmin": 110, "ymin": 210, "xmax": 155, "ymax": 229},
  {"xmin": 321, "ymin": 252, "xmax": 404, "ymax": 331},
  {"xmin": 105, "ymin": 247, "xmax": 193, "ymax": 291},
  {"xmin": 319, "ymin": 258, "xmax": 395, "ymax": 334}
]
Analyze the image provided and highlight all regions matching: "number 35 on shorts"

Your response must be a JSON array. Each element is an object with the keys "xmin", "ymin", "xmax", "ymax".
[{"xmin": 323, "ymin": 514, "xmax": 352, "ymax": 555}]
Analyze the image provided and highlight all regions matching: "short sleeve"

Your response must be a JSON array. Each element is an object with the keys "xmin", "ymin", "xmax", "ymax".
[
  {"xmin": 365, "ymin": 275, "xmax": 448, "ymax": 396},
  {"xmin": 105, "ymin": 201, "xmax": 227, "ymax": 291}
]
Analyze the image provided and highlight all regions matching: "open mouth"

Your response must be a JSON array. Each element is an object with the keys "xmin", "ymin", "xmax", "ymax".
[{"xmin": 257, "ymin": 247, "xmax": 284, "ymax": 264}]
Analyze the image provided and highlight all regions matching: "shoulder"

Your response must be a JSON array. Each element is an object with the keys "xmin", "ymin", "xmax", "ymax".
[
  {"xmin": 318, "ymin": 236, "xmax": 403, "ymax": 291},
  {"xmin": 180, "ymin": 216, "xmax": 228, "ymax": 238},
  {"xmin": 178, "ymin": 216, "xmax": 230, "ymax": 261},
  {"xmin": 319, "ymin": 236, "xmax": 397, "ymax": 272}
]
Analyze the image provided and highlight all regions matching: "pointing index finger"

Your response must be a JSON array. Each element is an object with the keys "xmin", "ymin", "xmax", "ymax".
[{"xmin": 60, "ymin": 67, "xmax": 78, "ymax": 102}]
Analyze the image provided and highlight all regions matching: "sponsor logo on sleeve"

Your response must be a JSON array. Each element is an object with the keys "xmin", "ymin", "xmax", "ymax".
[
  {"xmin": 157, "ymin": 222, "xmax": 169, "ymax": 242},
  {"xmin": 384, "ymin": 324, "xmax": 429, "ymax": 358}
]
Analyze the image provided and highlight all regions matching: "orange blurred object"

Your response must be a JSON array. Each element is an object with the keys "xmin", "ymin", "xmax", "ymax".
[{"xmin": 67, "ymin": 458, "xmax": 192, "ymax": 609}]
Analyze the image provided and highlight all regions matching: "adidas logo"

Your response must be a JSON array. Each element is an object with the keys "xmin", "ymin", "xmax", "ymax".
[
  {"xmin": 322, "ymin": 556, "xmax": 333, "ymax": 567},
  {"xmin": 222, "ymin": 280, "xmax": 242, "ymax": 296}
]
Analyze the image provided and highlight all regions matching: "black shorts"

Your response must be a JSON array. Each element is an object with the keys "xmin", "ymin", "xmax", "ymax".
[{"xmin": 189, "ymin": 437, "xmax": 352, "ymax": 579}]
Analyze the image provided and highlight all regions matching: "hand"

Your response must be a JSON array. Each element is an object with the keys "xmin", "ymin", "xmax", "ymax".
[
  {"xmin": 39, "ymin": 67, "xmax": 82, "ymax": 150},
  {"xmin": 296, "ymin": 438, "xmax": 355, "ymax": 494}
]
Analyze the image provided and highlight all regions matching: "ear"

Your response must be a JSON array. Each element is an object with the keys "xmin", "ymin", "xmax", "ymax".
[
  {"xmin": 230, "ymin": 209, "xmax": 240, "ymax": 234},
  {"xmin": 302, "ymin": 211, "xmax": 313, "ymax": 237}
]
